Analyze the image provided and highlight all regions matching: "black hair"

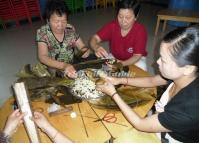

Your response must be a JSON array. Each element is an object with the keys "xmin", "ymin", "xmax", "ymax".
[
  {"xmin": 163, "ymin": 24, "xmax": 199, "ymax": 73},
  {"xmin": 116, "ymin": 0, "xmax": 141, "ymax": 17},
  {"xmin": 45, "ymin": 0, "xmax": 68, "ymax": 21}
]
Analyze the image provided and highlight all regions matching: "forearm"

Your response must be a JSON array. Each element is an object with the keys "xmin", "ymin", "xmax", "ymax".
[
  {"xmin": 112, "ymin": 93, "xmax": 168, "ymax": 132},
  {"xmin": 75, "ymin": 38, "xmax": 87, "ymax": 51},
  {"xmin": 120, "ymin": 55, "xmax": 141, "ymax": 66},
  {"xmin": 43, "ymin": 125, "xmax": 73, "ymax": 143},
  {"xmin": 39, "ymin": 55, "xmax": 67, "ymax": 70},
  {"xmin": 90, "ymin": 35, "xmax": 100, "ymax": 51},
  {"xmin": 112, "ymin": 93, "xmax": 142, "ymax": 127},
  {"xmin": 117, "ymin": 75, "xmax": 167, "ymax": 87}
]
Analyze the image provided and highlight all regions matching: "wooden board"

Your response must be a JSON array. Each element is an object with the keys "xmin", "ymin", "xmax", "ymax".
[{"xmin": 13, "ymin": 82, "xmax": 41, "ymax": 143}]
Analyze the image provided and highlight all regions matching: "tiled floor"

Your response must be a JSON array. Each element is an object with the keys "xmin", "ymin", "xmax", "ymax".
[{"xmin": 0, "ymin": 3, "xmax": 165, "ymax": 106}]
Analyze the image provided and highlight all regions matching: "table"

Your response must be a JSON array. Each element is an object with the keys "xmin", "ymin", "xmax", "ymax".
[
  {"xmin": 0, "ymin": 65, "xmax": 156, "ymax": 143},
  {"xmin": 154, "ymin": 9, "xmax": 199, "ymax": 36}
]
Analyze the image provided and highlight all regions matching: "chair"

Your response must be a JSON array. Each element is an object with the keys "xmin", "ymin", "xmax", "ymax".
[
  {"xmin": 24, "ymin": 0, "xmax": 43, "ymax": 21},
  {"xmin": 0, "ymin": 0, "xmax": 18, "ymax": 28},
  {"xmin": 10, "ymin": 0, "xmax": 32, "ymax": 26},
  {"xmin": 105, "ymin": 0, "xmax": 116, "ymax": 7},
  {"xmin": 96, "ymin": 0, "xmax": 106, "ymax": 9},
  {"xmin": 154, "ymin": 9, "xmax": 199, "ymax": 36}
]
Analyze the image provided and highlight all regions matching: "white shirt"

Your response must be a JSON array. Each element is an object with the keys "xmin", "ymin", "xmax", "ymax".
[{"xmin": 155, "ymin": 83, "xmax": 182, "ymax": 143}]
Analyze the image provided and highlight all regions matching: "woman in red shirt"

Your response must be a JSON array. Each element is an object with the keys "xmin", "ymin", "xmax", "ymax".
[{"xmin": 90, "ymin": 0, "xmax": 147, "ymax": 70}]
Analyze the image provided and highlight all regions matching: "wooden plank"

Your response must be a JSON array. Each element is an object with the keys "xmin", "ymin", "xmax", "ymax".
[{"xmin": 13, "ymin": 82, "xmax": 41, "ymax": 143}]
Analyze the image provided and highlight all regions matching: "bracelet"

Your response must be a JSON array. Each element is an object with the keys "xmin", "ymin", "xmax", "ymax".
[
  {"xmin": 52, "ymin": 131, "xmax": 59, "ymax": 141},
  {"xmin": 111, "ymin": 92, "xmax": 117, "ymax": 98}
]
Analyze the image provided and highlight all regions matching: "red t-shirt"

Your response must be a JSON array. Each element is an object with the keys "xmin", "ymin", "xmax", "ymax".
[{"xmin": 97, "ymin": 20, "xmax": 147, "ymax": 60}]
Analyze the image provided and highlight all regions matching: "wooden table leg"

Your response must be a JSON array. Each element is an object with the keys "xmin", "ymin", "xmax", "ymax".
[
  {"xmin": 162, "ymin": 20, "xmax": 167, "ymax": 32},
  {"xmin": 154, "ymin": 17, "xmax": 160, "ymax": 36}
]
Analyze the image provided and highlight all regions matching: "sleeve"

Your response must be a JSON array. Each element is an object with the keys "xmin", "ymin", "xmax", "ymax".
[
  {"xmin": 66, "ymin": 24, "xmax": 80, "ymax": 46},
  {"xmin": 0, "ymin": 131, "xmax": 10, "ymax": 143},
  {"xmin": 70, "ymin": 24, "xmax": 80, "ymax": 41},
  {"xmin": 158, "ymin": 104, "xmax": 196, "ymax": 132},
  {"xmin": 35, "ymin": 28, "xmax": 48, "ymax": 44},
  {"xmin": 96, "ymin": 22, "xmax": 113, "ymax": 41},
  {"xmin": 134, "ymin": 25, "xmax": 147, "ymax": 55}
]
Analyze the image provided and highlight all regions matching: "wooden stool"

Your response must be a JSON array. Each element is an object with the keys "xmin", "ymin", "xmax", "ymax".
[{"xmin": 154, "ymin": 9, "xmax": 199, "ymax": 36}]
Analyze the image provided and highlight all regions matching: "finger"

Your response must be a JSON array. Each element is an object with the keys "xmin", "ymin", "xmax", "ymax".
[
  {"xmin": 102, "ymin": 53, "xmax": 109, "ymax": 58},
  {"xmin": 104, "ymin": 82, "xmax": 109, "ymax": 86},
  {"xmin": 96, "ymin": 84, "xmax": 105, "ymax": 90},
  {"xmin": 100, "ymin": 52, "xmax": 107, "ymax": 58},
  {"xmin": 34, "ymin": 111, "xmax": 42, "ymax": 116},
  {"xmin": 11, "ymin": 109, "xmax": 20, "ymax": 117},
  {"xmin": 96, "ymin": 87, "xmax": 101, "ymax": 91},
  {"xmin": 14, "ymin": 128, "xmax": 18, "ymax": 133},
  {"xmin": 96, "ymin": 53, "xmax": 102, "ymax": 58},
  {"xmin": 29, "ymin": 116, "xmax": 35, "ymax": 121},
  {"xmin": 68, "ymin": 71, "xmax": 77, "ymax": 79},
  {"xmin": 64, "ymin": 70, "xmax": 68, "ymax": 77},
  {"xmin": 68, "ymin": 66, "xmax": 76, "ymax": 73},
  {"xmin": 106, "ymin": 77, "xmax": 112, "ymax": 81},
  {"xmin": 101, "ymin": 50, "xmax": 108, "ymax": 57},
  {"xmin": 69, "ymin": 73, "xmax": 77, "ymax": 79},
  {"xmin": 18, "ymin": 113, "xmax": 26, "ymax": 120},
  {"xmin": 73, "ymin": 73, "xmax": 77, "ymax": 78},
  {"xmin": 19, "ymin": 120, "xmax": 24, "ymax": 124},
  {"xmin": 16, "ymin": 112, "xmax": 21, "ymax": 117},
  {"xmin": 33, "ymin": 112, "xmax": 40, "ymax": 119}
]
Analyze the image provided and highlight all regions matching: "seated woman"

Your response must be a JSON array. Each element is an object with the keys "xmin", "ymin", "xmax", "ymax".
[
  {"xmin": 36, "ymin": 0, "xmax": 90, "ymax": 78},
  {"xmin": 0, "ymin": 109, "xmax": 73, "ymax": 143},
  {"xmin": 96, "ymin": 25, "xmax": 199, "ymax": 143},
  {"xmin": 90, "ymin": 0, "xmax": 148, "ymax": 70}
]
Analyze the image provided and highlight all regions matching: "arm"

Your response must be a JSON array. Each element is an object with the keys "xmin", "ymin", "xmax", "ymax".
[
  {"xmin": 106, "ymin": 74, "xmax": 168, "ymax": 87},
  {"xmin": 41, "ymin": 124, "xmax": 73, "ymax": 143},
  {"xmin": 38, "ymin": 42, "xmax": 76, "ymax": 78},
  {"xmin": 90, "ymin": 34, "xmax": 108, "ymax": 58},
  {"xmin": 96, "ymin": 81, "xmax": 170, "ymax": 133},
  {"xmin": 38, "ymin": 42, "xmax": 68, "ymax": 70},
  {"xmin": 118, "ymin": 54, "xmax": 142, "ymax": 66},
  {"xmin": 75, "ymin": 37, "xmax": 90, "ymax": 58},
  {"xmin": 33, "ymin": 112, "xmax": 73, "ymax": 143},
  {"xmin": 112, "ymin": 93, "xmax": 170, "ymax": 132}
]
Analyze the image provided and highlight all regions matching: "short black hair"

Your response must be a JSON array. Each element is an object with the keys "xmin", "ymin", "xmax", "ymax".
[
  {"xmin": 163, "ymin": 24, "xmax": 199, "ymax": 73},
  {"xmin": 116, "ymin": 0, "xmax": 141, "ymax": 17},
  {"xmin": 45, "ymin": 0, "xmax": 68, "ymax": 20}
]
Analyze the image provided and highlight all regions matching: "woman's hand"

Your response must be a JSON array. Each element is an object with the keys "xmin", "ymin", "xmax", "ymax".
[
  {"xmin": 3, "ymin": 109, "xmax": 25, "ymax": 137},
  {"xmin": 64, "ymin": 64, "xmax": 77, "ymax": 78},
  {"xmin": 95, "ymin": 46, "xmax": 108, "ymax": 58},
  {"xmin": 96, "ymin": 80, "xmax": 116, "ymax": 96},
  {"xmin": 33, "ymin": 112, "xmax": 51, "ymax": 131}
]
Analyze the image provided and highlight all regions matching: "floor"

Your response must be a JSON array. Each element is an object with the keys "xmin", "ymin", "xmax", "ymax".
[{"xmin": 0, "ymin": 3, "xmax": 166, "ymax": 107}]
